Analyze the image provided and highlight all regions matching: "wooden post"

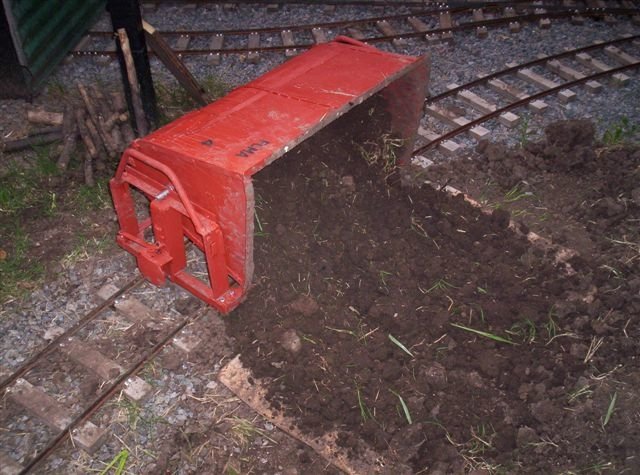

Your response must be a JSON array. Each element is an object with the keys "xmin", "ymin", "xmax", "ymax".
[
  {"xmin": 76, "ymin": 109, "xmax": 98, "ymax": 159},
  {"xmin": 107, "ymin": 0, "xmax": 157, "ymax": 127},
  {"xmin": 57, "ymin": 104, "xmax": 78, "ymax": 170},
  {"xmin": 27, "ymin": 109, "xmax": 64, "ymax": 126},
  {"xmin": 117, "ymin": 28, "xmax": 149, "ymax": 136},
  {"xmin": 143, "ymin": 20, "xmax": 210, "ymax": 106},
  {"xmin": 77, "ymin": 82, "xmax": 119, "ymax": 156},
  {"xmin": 2, "ymin": 132, "xmax": 62, "ymax": 153}
]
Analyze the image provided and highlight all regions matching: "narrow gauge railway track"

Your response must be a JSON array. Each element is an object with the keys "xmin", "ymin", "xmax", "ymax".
[
  {"xmin": 411, "ymin": 34, "xmax": 640, "ymax": 157},
  {"xmin": 73, "ymin": 3, "xmax": 640, "ymax": 61},
  {"xmin": 0, "ymin": 277, "xmax": 208, "ymax": 474}
]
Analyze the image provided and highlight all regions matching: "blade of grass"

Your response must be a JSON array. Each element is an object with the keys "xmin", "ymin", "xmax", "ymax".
[
  {"xmin": 450, "ymin": 323, "xmax": 517, "ymax": 345},
  {"xmin": 602, "ymin": 392, "xmax": 617, "ymax": 428},
  {"xmin": 326, "ymin": 326, "xmax": 357, "ymax": 337},
  {"xmin": 99, "ymin": 449, "xmax": 129, "ymax": 475},
  {"xmin": 390, "ymin": 389, "xmax": 412, "ymax": 424},
  {"xmin": 356, "ymin": 386, "xmax": 369, "ymax": 422},
  {"xmin": 389, "ymin": 334, "xmax": 414, "ymax": 357}
]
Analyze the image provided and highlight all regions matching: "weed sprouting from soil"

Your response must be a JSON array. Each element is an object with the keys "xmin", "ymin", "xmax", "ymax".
[
  {"xmin": 468, "ymin": 423, "xmax": 496, "ymax": 456},
  {"xmin": 424, "ymin": 278, "xmax": 458, "ymax": 293},
  {"xmin": 567, "ymin": 385, "xmax": 593, "ymax": 403},
  {"xmin": 517, "ymin": 113, "xmax": 533, "ymax": 148},
  {"xmin": 98, "ymin": 449, "xmax": 129, "ymax": 475},
  {"xmin": 601, "ymin": 116, "xmax": 639, "ymax": 146},
  {"xmin": 503, "ymin": 183, "xmax": 532, "ymax": 203},
  {"xmin": 326, "ymin": 321, "xmax": 378, "ymax": 344},
  {"xmin": 115, "ymin": 398, "xmax": 142, "ymax": 430},
  {"xmin": 544, "ymin": 308, "xmax": 560, "ymax": 341},
  {"xmin": 378, "ymin": 270, "xmax": 392, "ymax": 289},
  {"xmin": 410, "ymin": 215, "xmax": 440, "ymax": 248},
  {"xmin": 356, "ymin": 385, "xmax": 373, "ymax": 423},
  {"xmin": 506, "ymin": 318, "xmax": 537, "ymax": 344},
  {"xmin": 476, "ymin": 285, "xmax": 489, "ymax": 295}
]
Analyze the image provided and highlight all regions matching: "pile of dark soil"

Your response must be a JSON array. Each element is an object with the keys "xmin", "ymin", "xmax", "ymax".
[{"xmin": 227, "ymin": 103, "xmax": 640, "ymax": 474}]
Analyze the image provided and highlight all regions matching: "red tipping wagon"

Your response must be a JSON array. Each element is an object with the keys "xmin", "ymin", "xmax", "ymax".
[{"xmin": 110, "ymin": 37, "xmax": 429, "ymax": 313}]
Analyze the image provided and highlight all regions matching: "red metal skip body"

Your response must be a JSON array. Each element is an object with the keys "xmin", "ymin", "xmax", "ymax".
[{"xmin": 110, "ymin": 37, "xmax": 429, "ymax": 313}]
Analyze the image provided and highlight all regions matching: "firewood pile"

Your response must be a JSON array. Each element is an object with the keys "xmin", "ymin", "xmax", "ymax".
[{"xmin": 2, "ymin": 83, "xmax": 136, "ymax": 186}]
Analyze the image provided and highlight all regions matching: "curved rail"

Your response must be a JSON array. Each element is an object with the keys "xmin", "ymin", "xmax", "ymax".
[
  {"xmin": 412, "ymin": 34, "xmax": 640, "ymax": 154},
  {"xmin": 74, "ymin": 5, "xmax": 640, "ymax": 58}
]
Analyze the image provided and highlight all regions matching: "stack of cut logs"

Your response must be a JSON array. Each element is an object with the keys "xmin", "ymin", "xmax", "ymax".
[{"xmin": 4, "ymin": 83, "xmax": 135, "ymax": 185}]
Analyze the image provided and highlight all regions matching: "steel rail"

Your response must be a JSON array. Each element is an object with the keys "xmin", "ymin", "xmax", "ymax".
[
  {"xmin": 19, "ymin": 305, "xmax": 210, "ymax": 474},
  {"xmin": 86, "ymin": 1, "xmax": 589, "ymax": 37},
  {"xmin": 427, "ymin": 33, "xmax": 640, "ymax": 103},
  {"xmin": 73, "ymin": 7, "xmax": 640, "ymax": 57},
  {"xmin": 0, "ymin": 275, "xmax": 144, "ymax": 394},
  {"xmin": 413, "ymin": 61, "xmax": 640, "ymax": 155}
]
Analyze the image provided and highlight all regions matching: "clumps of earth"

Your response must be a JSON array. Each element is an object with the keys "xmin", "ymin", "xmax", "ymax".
[{"xmin": 225, "ymin": 110, "xmax": 639, "ymax": 474}]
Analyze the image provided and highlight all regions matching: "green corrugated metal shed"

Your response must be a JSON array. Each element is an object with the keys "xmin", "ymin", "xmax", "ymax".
[{"xmin": 1, "ymin": 0, "xmax": 106, "ymax": 98}]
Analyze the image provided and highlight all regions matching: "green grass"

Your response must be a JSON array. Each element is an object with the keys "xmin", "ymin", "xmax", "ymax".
[
  {"xmin": 0, "ymin": 147, "xmax": 117, "ymax": 302},
  {"xmin": 0, "ymin": 146, "xmax": 61, "ymax": 217},
  {"xmin": 559, "ymin": 461, "xmax": 613, "ymax": 474},
  {"xmin": 356, "ymin": 385, "xmax": 371, "ymax": 423},
  {"xmin": 379, "ymin": 270, "xmax": 392, "ymax": 288},
  {"xmin": 0, "ymin": 227, "xmax": 44, "ymax": 302},
  {"xmin": 72, "ymin": 179, "xmax": 112, "ymax": 211},
  {"xmin": 567, "ymin": 385, "xmax": 593, "ymax": 403},
  {"xmin": 156, "ymin": 75, "xmax": 230, "ymax": 125},
  {"xmin": 544, "ymin": 309, "xmax": 560, "ymax": 342},
  {"xmin": 98, "ymin": 449, "xmax": 129, "ymax": 475},
  {"xmin": 116, "ymin": 398, "xmax": 142, "ymax": 430},
  {"xmin": 229, "ymin": 416, "xmax": 276, "ymax": 446},
  {"xmin": 388, "ymin": 334, "xmax": 414, "ymax": 357},
  {"xmin": 601, "ymin": 116, "xmax": 639, "ymax": 146},
  {"xmin": 389, "ymin": 389, "xmax": 412, "ymax": 424},
  {"xmin": 506, "ymin": 318, "xmax": 537, "ymax": 344},
  {"xmin": 425, "ymin": 278, "xmax": 458, "ymax": 293},
  {"xmin": 61, "ymin": 233, "xmax": 113, "ymax": 269},
  {"xmin": 601, "ymin": 392, "xmax": 617, "ymax": 429},
  {"xmin": 503, "ymin": 183, "xmax": 532, "ymax": 203},
  {"xmin": 517, "ymin": 113, "xmax": 533, "ymax": 148},
  {"xmin": 450, "ymin": 323, "xmax": 517, "ymax": 345}
]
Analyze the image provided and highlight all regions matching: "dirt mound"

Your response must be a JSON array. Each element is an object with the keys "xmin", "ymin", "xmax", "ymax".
[{"xmin": 226, "ymin": 112, "xmax": 640, "ymax": 473}]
